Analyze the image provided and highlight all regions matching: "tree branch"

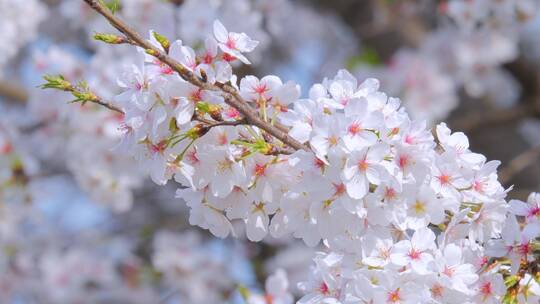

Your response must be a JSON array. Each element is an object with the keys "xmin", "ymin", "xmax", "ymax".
[
  {"xmin": 41, "ymin": 74, "xmax": 125, "ymax": 114},
  {"xmin": 449, "ymin": 104, "xmax": 537, "ymax": 133},
  {"xmin": 499, "ymin": 145, "xmax": 540, "ymax": 185},
  {"xmin": 86, "ymin": 93, "xmax": 124, "ymax": 114},
  {"xmin": 82, "ymin": 0, "xmax": 308, "ymax": 152},
  {"xmin": 0, "ymin": 80, "xmax": 28, "ymax": 103},
  {"xmin": 194, "ymin": 115, "xmax": 248, "ymax": 128}
]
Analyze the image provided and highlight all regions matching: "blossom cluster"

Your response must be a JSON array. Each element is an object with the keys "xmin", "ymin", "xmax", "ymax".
[
  {"xmin": 98, "ymin": 18, "xmax": 540, "ymax": 302},
  {"xmin": 19, "ymin": 0, "xmax": 540, "ymax": 301},
  {"xmin": 26, "ymin": 0, "xmax": 356, "ymax": 212}
]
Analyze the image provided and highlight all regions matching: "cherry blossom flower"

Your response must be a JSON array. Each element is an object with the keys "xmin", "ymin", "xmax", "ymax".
[{"xmin": 213, "ymin": 20, "xmax": 259, "ymax": 64}]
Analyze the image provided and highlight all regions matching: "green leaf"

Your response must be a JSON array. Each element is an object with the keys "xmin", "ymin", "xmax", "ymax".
[
  {"xmin": 105, "ymin": 0, "xmax": 120, "ymax": 14},
  {"xmin": 40, "ymin": 75, "xmax": 72, "ymax": 91},
  {"xmin": 347, "ymin": 47, "xmax": 381, "ymax": 70},
  {"xmin": 236, "ymin": 285, "xmax": 250, "ymax": 301}
]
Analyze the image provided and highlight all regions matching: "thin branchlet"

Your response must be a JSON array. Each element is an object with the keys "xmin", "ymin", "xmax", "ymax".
[
  {"xmin": 81, "ymin": 0, "xmax": 309, "ymax": 152},
  {"xmin": 41, "ymin": 74, "xmax": 124, "ymax": 114}
]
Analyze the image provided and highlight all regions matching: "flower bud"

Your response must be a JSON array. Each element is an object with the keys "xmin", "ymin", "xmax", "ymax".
[
  {"xmin": 40, "ymin": 75, "xmax": 72, "ymax": 91},
  {"xmin": 145, "ymin": 49, "xmax": 159, "ymax": 57},
  {"xmin": 186, "ymin": 124, "xmax": 209, "ymax": 139},
  {"xmin": 93, "ymin": 33, "xmax": 126, "ymax": 44},
  {"xmin": 152, "ymin": 31, "xmax": 170, "ymax": 53}
]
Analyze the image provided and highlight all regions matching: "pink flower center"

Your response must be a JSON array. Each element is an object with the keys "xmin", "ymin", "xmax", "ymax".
[
  {"xmin": 314, "ymin": 157, "xmax": 325, "ymax": 169},
  {"xmin": 527, "ymin": 206, "xmax": 540, "ymax": 219},
  {"xmin": 254, "ymin": 84, "xmax": 268, "ymax": 96},
  {"xmin": 150, "ymin": 141, "xmax": 167, "ymax": 154},
  {"xmin": 358, "ymin": 159, "xmax": 369, "ymax": 171},
  {"xmin": 333, "ymin": 183, "xmax": 345, "ymax": 197},
  {"xmin": 516, "ymin": 242, "xmax": 531, "ymax": 256},
  {"xmin": 254, "ymin": 164, "xmax": 266, "ymax": 177},
  {"xmin": 404, "ymin": 134, "xmax": 415, "ymax": 144},
  {"xmin": 442, "ymin": 265, "xmax": 455, "ymax": 277},
  {"xmin": 225, "ymin": 107, "xmax": 241, "ymax": 119},
  {"xmin": 431, "ymin": 284, "xmax": 444, "ymax": 298},
  {"xmin": 203, "ymin": 53, "xmax": 213, "ymax": 64},
  {"xmin": 387, "ymin": 289, "xmax": 401, "ymax": 303},
  {"xmin": 189, "ymin": 89, "xmax": 203, "ymax": 102},
  {"xmin": 160, "ymin": 65, "xmax": 174, "ymax": 75},
  {"xmin": 319, "ymin": 282, "xmax": 329, "ymax": 295},
  {"xmin": 398, "ymin": 155, "xmax": 409, "ymax": 169},
  {"xmin": 473, "ymin": 180, "xmax": 484, "ymax": 193},
  {"xmin": 348, "ymin": 122, "xmax": 361, "ymax": 135},
  {"xmin": 226, "ymin": 37, "xmax": 236, "ymax": 49},
  {"xmin": 217, "ymin": 133, "xmax": 228, "ymax": 145},
  {"xmin": 222, "ymin": 53, "xmax": 236, "ymax": 62},
  {"xmin": 437, "ymin": 174, "xmax": 451, "ymax": 185},
  {"xmin": 187, "ymin": 150, "xmax": 199, "ymax": 164},
  {"xmin": 407, "ymin": 248, "xmax": 422, "ymax": 260},
  {"xmin": 477, "ymin": 256, "xmax": 488, "ymax": 268},
  {"xmin": 480, "ymin": 281, "xmax": 492, "ymax": 297},
  {"xmin": 384, "ymin": 188, "xmax": 397, "ymax": 200}
]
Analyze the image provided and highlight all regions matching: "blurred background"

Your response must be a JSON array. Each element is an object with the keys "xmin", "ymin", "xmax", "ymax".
[{"xmin": 1, "ymin": 0, "xmax": 540, "ymax": 303}]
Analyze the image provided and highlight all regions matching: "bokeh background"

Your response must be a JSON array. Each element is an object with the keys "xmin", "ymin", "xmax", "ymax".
[{"xmin": 1, "ymin": 0, "xmax": 540, "ymax": 303}]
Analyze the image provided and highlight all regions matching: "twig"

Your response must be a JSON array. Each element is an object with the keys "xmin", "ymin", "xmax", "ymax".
[
  {"xmin": 65, "ymin": 86, "xmax": 124, "ymax": 114},
  {"xmin": 499, "ymin": 145, "xmax": 540, "ymax": 185},
  {"xmin": 82, "ymin": 0, "xmax": 308, "ymax": 152},
  {"xmin": 194, "ymin": 116, "xmax": 248, "ymax": 128},
  {"xmin": 0, "ymin": 80, "xmax": 28, "ymax": 103},
  {"xmin": 193, "ymin": 114, "xmax": 295, "ymax": 154},
  {"xmin": 449, "ymin": 104, "xmax": 536, "ymax": 133},
  {"xmin": 20, "ymin": 120, "xmax": 49, "ymax": 133},
  {"xmin": 41, "ymin": 75, "xmax": 125, "ymax": 114},
  {"xmin": 85, "ymin": 93, "xmax": 124, "ymax": 114}
]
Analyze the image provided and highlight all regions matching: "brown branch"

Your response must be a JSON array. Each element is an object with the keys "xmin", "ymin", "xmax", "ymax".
[
  {"xmin": 267, "ymin": 146, "xmax": 295, "ymax": 155},
  {"xmin": 64, "ymin": 83, "xmax": 124, "ymax": 114},
  {"xmin": 449, "ymin": 104, "xmax": 536, "ymax": 133},
  {"xmin": 0, "ymin": 81, "xmax": 28, "ymax": 103},
  {"xmin": 20, "ymin": 120, "xmax": 49, "ymax": 133},
  {"xmin": 193, "ymin": 115, "xmax": 295, "ymax": 154},
  {"xmin": 193, "ymin": 114, "xmax": 248, "ymax": 127},
  {"xmin": 168, "ymin": 0, "xmax": 184, "ymax": 5},
  {"xmin": 41, "ymin": 75, "xmax": 125, "ymax": 114},
  {"xmin": 86, "ymin": 93, "xmax": 124, "ymax": 114},
  {"xmin": 82, "ymin": 0, "xmax": 308, "ymax": 152},
  {"xmin": 499, "ymin": 145, "xmax": 540, "ymax": 185}
]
